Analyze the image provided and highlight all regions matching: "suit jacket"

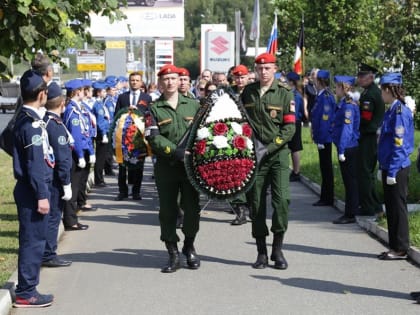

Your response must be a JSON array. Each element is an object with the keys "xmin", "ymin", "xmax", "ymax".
[{"xmin": 115, "ymin": 90, "xmax": 152, "ymax": 116}]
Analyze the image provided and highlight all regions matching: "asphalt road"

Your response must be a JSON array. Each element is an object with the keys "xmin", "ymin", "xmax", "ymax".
[{"xmin": 9, "ymin": 159, "xmax": 420, "ymax": 315}]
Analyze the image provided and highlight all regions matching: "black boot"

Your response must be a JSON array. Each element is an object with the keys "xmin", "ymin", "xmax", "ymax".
[
  {"xmin": 271, "ymin": 233, "xmax": 288, "ymax": 270},
  {"xmin": 182, "ymin": 237, "xmax": 200, "ymax": 269},
  {"xmin": 161, "ymin": 242, "xmax": 180, "ymax": 273},
  {"xmin": 252, "ymin": 238, "xmax": 268, "ymax": 269},
  {"xmin": 231, "ymin": 205, "xmax": 247, "ymax": 225}
]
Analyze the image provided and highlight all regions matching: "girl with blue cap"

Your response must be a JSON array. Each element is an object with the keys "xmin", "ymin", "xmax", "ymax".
[{"xmin": 377, "ymin": 72, "xmax": 414, "ymax": 260}]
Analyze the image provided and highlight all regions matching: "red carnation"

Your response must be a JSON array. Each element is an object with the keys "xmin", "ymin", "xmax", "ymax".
[
  {"xmin": 195, "ymin": 140, "xmax": 207, "ymax": 155},
  {"xmin": 213, "ymin": 122, "xmax": 228, "ymax": 135},
  {"xmin": 242, "ymin": 123, "xmax": 252, "ymax": 137},
  {"xmin": 233, "ymin": 136, "xmax": 247, "ymax": 151}
]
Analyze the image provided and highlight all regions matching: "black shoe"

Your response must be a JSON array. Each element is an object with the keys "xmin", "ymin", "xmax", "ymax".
[
  {"xmin": 42, "ymin": 257, "xmax": 72, "ymax": 267},
  {"xmin": 95, "ymin": 182, "xmax": 107, "ymax": 188},
  {"xmin": 162, "ymin": 242, "xmax": 181, "ymax": 273},
  {"xmin": 289, "ymin": 172, "xmax": 300, "ymax": 182},
  {"xmin": 252, "ymin": 254, "xmax": 268, "ymax": 269},
  {"xmin": 271, "ymin": 251, "xmax": 288, "ymax": 270},
  {"xmin": 114, "ymin": 193, "xmax": 128, "ymax": 201},
  {"xmin": 332, "ymin": 215, "xmax": 356, "ymax": 224},
  {"xmin": 410, "ymin": 291, "xmax": 420, "ymax": 300},
  {"xmin": 182, "ymin": 244, "xmax": 200, "ymax": 269},
  {"xmin": 377, "ymin": 251, "xmax": 407, "ymax": 260},
  {"xmin": 65, "ymin": 223, "xmax": 89, "ymax": 231},
  {"xmin": 312, "ymin": 200, "xmax": 333, "ymax": 207},
  {"xmin": 80, "ymin": 205, "xmax": 98, "ymax": 211},
  {"xmin": 132, "ymin": 194, "xmax": 142, "ymax": 200}
]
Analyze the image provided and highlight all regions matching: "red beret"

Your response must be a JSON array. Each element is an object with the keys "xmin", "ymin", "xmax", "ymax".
[
  {"xmin": 255, "ymin": 53, "xmax": 276, "ymax": 64},
  {"xmin": 232, "ymin": 65, "xmax": 249, "ymax": 76},
  {"xmin": 157, "ymin": 64, "xmax": 179, "ymax": 77},
  {"xmin": 177, "ymin": 67, "xmax": 190, "ymax": 77}
]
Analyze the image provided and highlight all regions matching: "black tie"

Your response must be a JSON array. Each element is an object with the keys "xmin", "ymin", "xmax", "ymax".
[{"xmin": 132, "ymin": 92, "xmax": 138, "ymax": 106}]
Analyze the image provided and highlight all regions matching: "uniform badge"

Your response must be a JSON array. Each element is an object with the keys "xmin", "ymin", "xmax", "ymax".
[
  {"xmin": 164, "ymin": 146, "xmax": 171, "ymax": 154},
  {"xmin": 345, "ymin": 110, "xmax": 352, "ymax": 118},
  {"xmin": 270, "ymin": 110, "xmax": 277, "ymax": 118},
  {"xmin": 395, "ymin": 126, "xmax": 405, "ymax": 136},
  {"xmin": 363, "ymin": 102, "xmax": 370, "ymax": 110},
  {"xmin": 322, "ymin": 114, "xmax": 329, "ymax": 121},
  {"xmin": 344, "ymin": 118, "xmax": 351, "ymax": 124},
  {"xmin": 275, "ymin": 137, "xmax": 283, "ymax": 145},
  {"xmin": 31, "ymin": 134, "xmax": 42, "ymax": 146},
  {"xmin": 72, "ymin": 118, "xmax": 80, "ymax": 126},
  {"xmin": 58, "ymin": 136, "xmax": 67, "ymax": 145},
  {"xmin": 324, "ymin": 105, "xmax": 330, "ymax": 112},
  {"xmin": 394, "ymin": 137, "xmax": 403, "ymax": 147},
  {"xmin": 290, "ymin": 100, "xmax": 296, "ymax": 112}
]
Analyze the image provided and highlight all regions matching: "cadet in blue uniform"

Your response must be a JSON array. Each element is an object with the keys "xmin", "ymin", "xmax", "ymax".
[
  {"xmin": 377, "ymin": 73, "xmax": 414, "ymax": 260},
  {"xmin": 13, "ymin": 70, "xmax": 54, "ymax": 308},
  {"xmin": 42, "ymin": 82, "xmax": 73, "ymax": 267},
  {"xmin": 310, "ymin": 70, "xmax": 336, "ymax": 206},
  {"xmin": 103, "ymin": 78, "xmax": 118, "ymax": 175},
  {"xmin": 332, "ymin": 76, "xmax": 360, "ymax": 224},
  {"xmin": 62, "ymin": 79, "xmax": 91, "ymax": 230}
]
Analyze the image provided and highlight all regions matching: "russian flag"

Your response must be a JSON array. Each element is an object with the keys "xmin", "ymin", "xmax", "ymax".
[
  {"xmin": 266, "ymin": 14, "xmax": 278, "ymax": 56},
  {"xmin": 293, "ymin": 22, "xmax": 304, "ymax": 75}
]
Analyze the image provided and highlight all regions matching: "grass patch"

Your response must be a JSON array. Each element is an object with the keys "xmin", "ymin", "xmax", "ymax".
[
  {"xmin": 0, "ymin": 151, "xmax": 18, "ymax": 288},
  {"xmin": 377, "ymin": 211, "xmax": 420, "ymax": 248}
]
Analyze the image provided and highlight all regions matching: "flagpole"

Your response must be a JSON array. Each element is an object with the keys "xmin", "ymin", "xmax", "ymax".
[
  {"xmin": 301, "ymin": 12, "xmax": 305, "ymax": 77},
  {"xmin": 235, "ymin": 10, "xmax": 241, "ymax": 65}
]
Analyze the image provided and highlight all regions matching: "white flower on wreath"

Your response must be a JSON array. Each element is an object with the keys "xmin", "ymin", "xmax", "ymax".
[
  {"xmin": 246, "ymin": 138, "xmax": 253, "ymax": 150},
  {"xmin": 213, "ymin": 135, "xmax": 229, "ymax": 149},
  {"xmin": 230, "ymin": 122, "xmax": 243, "ymax": 135},
  {"xmin": 205, "ymin": 93, "xmax": 242, "ymax": 123},
  {"xmin": 196, "ymin": 127, "xmax": 211, "ymax": 140}
]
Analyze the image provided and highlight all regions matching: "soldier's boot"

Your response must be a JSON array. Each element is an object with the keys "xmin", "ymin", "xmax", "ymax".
[
  {"xmin": 161, "ymin": 242, "xmax": 180, "ymax": 273},
  {"xmin": 230, "ymin": 204, "xmax": 247, "ymax": 225},
  {"xmin": 270, "ymin": 233, "xmax": 288, "ymax": 270},
  {"xmin": 252, "ymin": 237, "xmax": 268, "ymax": 269},
  {"xmin": 182, "ymin": 237, "xmax": 200, "ymax": 269}
]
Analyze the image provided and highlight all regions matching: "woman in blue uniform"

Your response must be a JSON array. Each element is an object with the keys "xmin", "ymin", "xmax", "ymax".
[
  {"xmin": 332, "ymin": 76, "xmax": 360, "ymax": 224},
  {"xmin": 310, "ymin": 70, "xmax": 336, "ymax": 206},
  {"xmin": 377, "ymin": 72, "xmax": 414, "ymax": 260}
]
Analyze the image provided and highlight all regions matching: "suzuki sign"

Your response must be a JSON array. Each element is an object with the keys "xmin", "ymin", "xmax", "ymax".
[{"xmin": 204, "ymin": 31, "xmax": 235, "ymax": 72}]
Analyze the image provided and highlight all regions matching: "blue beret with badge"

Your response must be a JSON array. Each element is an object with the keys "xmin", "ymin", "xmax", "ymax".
[
  {"xmin": 379, "ymin": 72, "xmax": 402, "ymax": 85},
  {"xmin": 47, "ymin": 82, "xmax": 63, "ymax": 100},
  {"xmin": 81, "ymin": 79, "xmax": 92, "ymax": 87},
  {"xmin": 64, "ymin": 79, "xmax": 83, "ymax": 92},
  {"xmin": 334, "ymin": 75, "xmax": 355, "ymax": 86},
  {"xmin": 92, "ymin": 80, "xmax": 108, "ymax": 90},
  {"xmin": 286, "ymin": 71, "xmax": 300, "ymax": 82},
  {"xmin": 317, "ymin": 70, "xmax": 330, "ymax": 79},
  {"xmin": 20, "ymin": 69, "xmax": 45, "ymax": 94}
]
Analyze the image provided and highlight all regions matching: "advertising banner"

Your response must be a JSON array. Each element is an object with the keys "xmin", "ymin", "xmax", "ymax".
[{"xmin": 204, "ymin": 32, "xmax": 235, "ymax": 73}]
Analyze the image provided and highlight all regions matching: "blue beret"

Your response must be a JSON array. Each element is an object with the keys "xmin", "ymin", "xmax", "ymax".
[
  {"xmin": 81, "ymin": 79, "xmax": 92, "ymax": 87},
  {"xmin": 286, "ymin": 72, "xmax": 300, "ymax": 81},
  {"xmin": 64, "ymin": 79, "xmax": 83, "ymax": 91},
  {"xmin": 47, "ymin": 82, "xmax": 63, "ymax": 100},
  {"xmin": 105, "ymin": 75, "xmax": 117, "ymax": 82},
  {"xmin": 92, "ymin": 81, "xmax": 108, "ymax": 90},
  {"xmin": 20, "ymin": 70, "xmax": 45, "ymax": 94},
  {"xmin": 334, "ymin": 75, "xmax": 355, "ymax": 86},
  {"xmin": 105, "ymin": 79, "xmax": 117, "ymax": 88},
  {"xmin": 118, "ymin": 76, "xmax": 128, "ymax": 82},
  {"xmin": 379, "ymin": 72, "xmax": 402, "ymax": 85},
  {"xmin": 317, "ymin": 70, "xmax": 330, "ymax": 79}
]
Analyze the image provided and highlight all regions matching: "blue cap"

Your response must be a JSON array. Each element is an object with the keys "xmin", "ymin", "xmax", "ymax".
[
  {"xmin": 92, "ymin": 80, "xmax": 108, "ymax": 90},
  {"xmin": 105, "ymin": 75, "xmax": 117, "ymax": 82},
  {"xmin": 105, "ymin": 79, "xmax": 117, "ymax": 88},
  {"xmin": 118, "ymin": 76, "xmax": 128, "ymax": 82},
  {"xmin": 286, "ymin": 72, "xmax": 300, "ymax": 81},
  {"xmin": 317, "ymin": 70, "xmax": 330, "ymax": 79},
  {"xmin": 20, "ymin": 70, "xmax": 45, "ymax": 94},
  {"xmin": 334, "ymin": 75, "xmax": 355, "ymax": 86},
  {"xmin": 380, "ymin": 72, "xmax": 402, "ymax": 85},
  {"xmin": 81, "ymin": 79, "xmax": 92, "ymax": 87},
  {"xmin": 64, "ymin": 79, "xmax": 83, "ymax": 91},
  {"xmin": 47, "ymin": 82, "xmax": 63, "ymax": 100}
]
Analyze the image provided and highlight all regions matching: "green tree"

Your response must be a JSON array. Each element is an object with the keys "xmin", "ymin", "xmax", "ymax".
[{"xmin": 0, "ymin": 0, "xmax": 125, "ymax": 76}]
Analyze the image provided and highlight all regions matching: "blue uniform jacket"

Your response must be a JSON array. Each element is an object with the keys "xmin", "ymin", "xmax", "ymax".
[
  {"xmin": 332, "ymin": 98, "xmax": 360, "ymax": 155},
  {"xmin": 293, "ymin": 88, "xmax": 305, "ymax": 122},
  {"xmin": 44, "ymin": 111, "xmax": 72, "ymax": 187},
  {"xmin": 12, "ymin": 107, "xmax": 53, "ymax": 200},
  {"xmin": 92, "ymin": 98, "xmax": 111, "ymax": 138},
  {"xmin": 378, "ymin": 100, "xmax": 414, "ymax": 178},
  {"xmin": 104, "ymin": 95, "xmax": 116, "ymax": 120},
  {"xmin": 311, "ymin": 89, "xmax": 336, "ymax": 144},
  {"xmin": 63, "ymin": 100, "xmax": 94, "ymax": 158}
]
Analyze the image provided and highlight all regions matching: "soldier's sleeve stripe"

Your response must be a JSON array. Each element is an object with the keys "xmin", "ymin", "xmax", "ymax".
[
  {"xmin": 158, "ymin": 118, "xmax": 172, "ymax": 126},
  {"xmin": 267, "ymin": 105, "xmax": 283, "ymax": 111},
  {"xmin": 244, "ymin": 103, "xmax": 254, "ymax": 108},
  {"xmin": 184, "ymin": 116, "xmax": 194, "ymax": 121},
  {"xmin": 283, "ymin": 114, "xmax": 296, "ymax": 124},
  {"xmin": 361, "ymin": 111, "xmax": 373, "ymax": 121}
]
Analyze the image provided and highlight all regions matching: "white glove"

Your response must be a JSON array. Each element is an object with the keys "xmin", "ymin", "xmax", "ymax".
[
  {"xmin": 377, "ymin": 170, "xmax": 382, "ymax": 181},
  {"xmin": 62, "ymin": 184, "xmax": 72, "ymax": 201},
  {"xmin": 317, "ymin": 143, "xmax": 325, "ymax": 150},
  {"xmin": 338, "ymin": 154, "xmax": 346, "ymax": 162},
  {"xmin": 102, "ymin": 134, "xmax": 109, "ymax": 144},
  {"xmin": 78, "ymin": 158, "xmax": 86, "ymax": 168},
  {"xmin": 386, "ymin": 176, "xmax": 397, "ymax": 185},
  {"xmin": 89, "ymin": 155, "xmax": 96, "ymax": 164}
]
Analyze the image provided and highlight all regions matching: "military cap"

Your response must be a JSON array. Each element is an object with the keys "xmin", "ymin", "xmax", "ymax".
[
  {"xmin": 379, "ymin": 72, "xmax": 402, "ymax": 85},
  {"xmin": 105, "ymin": 79, "xmax": 117, "ymax": 88},
  {"xmin": 158, "ymin": 64, "xmax": 179, "ymax": 77},
  {"xmin": 20, "ymin": 70, "xmax": 45, "ymax": 94},
  {"xmin": 177, "ymin": 67, "xmax": 190, "ymax": 77},
  {"xmin": 358, "ymin": 63, "xmax": 378, "ymax": 75},
  {"xmin": 47, "ymin": 82, "xmax": 63, "ymax": 100},
  {"xmin": 92, "ymin": 80, "xmax": 108, "ymax": 90},
  {"xmin": 81, "ymin": 79, "xmax": 92, "ymax": 87},
  {"xmin": 286, "ymin": 71, "xmax": 300, "ymax": 82},
  {"xmin": 64, "ymin": 79, "xmax": 83, "ymax": 92},
  {"xmin": 232, "ymin": 65, "xmax": 249, "ymax": 76},
  {"xmin": 334, "ymin": 75, "xmax": 355, "ymax": 86},
  {"xmin": 317, "ymin": 70, "xmax": 330, "ymax": 79},
  {"xmin": 255, "ymin": 52, "xmax": 276, "ymax": 64}
]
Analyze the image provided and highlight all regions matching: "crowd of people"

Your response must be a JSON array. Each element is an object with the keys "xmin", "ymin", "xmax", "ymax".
[{"xmin": 8, "ymin": 50, "xmax": 419, "ymax": 308}]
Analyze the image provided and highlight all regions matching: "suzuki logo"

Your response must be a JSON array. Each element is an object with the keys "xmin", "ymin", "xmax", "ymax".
[{"xmin": 211, "ymin": 36, "xmax": 229, "ymax": 55}]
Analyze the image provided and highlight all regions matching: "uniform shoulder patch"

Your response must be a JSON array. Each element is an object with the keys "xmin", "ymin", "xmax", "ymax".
[
  {"xmin": 58, "ymin": 135, "xmax": 67, "ymax": 145},
  {"xmin": 278, "ymin": 81, "xmax": 291, "ymax": 90},
  {"xmin": 345, "ymin": 110, "xmax": 352, "ymax": 118},
  {"xmin": 395, "ymin": 126, "xmax": 405, "ymax": 137},
  {"xmin": 71, "ymin": 118, "xmax": 80, "ymax": 126},
  {"xmin": 31, "ymin": 134, "xmax": 43, "ymax": 146}
]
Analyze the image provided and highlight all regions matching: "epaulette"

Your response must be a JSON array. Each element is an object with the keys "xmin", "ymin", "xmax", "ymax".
[
  {"xmin": 396, "ymin": 103, "xmax": 402, "ymax": 114},
  {"xmin": 48, "ymin": 114, "xmax": 63, "ymax": 124},
  {"xmin": 278, "ymin": 81, "xmax": 291, "ymax": 90}
]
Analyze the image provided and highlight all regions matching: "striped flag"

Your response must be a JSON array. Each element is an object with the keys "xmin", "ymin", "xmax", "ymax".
[
  {"xmin": 293, "ymin": 21, "xmax": 304, "ymax": 75},
  {"xmin": 266, "ymin": 14, "xmax": 278, "ymax": 55},
  {"xmin": 249, "ymin": 0, "xmax": 260, "ymax": 40}
]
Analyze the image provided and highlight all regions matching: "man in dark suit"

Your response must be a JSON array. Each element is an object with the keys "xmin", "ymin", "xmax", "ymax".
[{"xmin": 114, "ymin": 72, "xmax": 152, "ymax": 201}]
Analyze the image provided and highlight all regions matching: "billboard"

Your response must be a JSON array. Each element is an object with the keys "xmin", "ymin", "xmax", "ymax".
[
  {"xmin": 200, "ymin": 24, "xmax": 227, "ymax": 73},
  {"xmin": 89, "ymin": 0, "xmax": 184, "ymax": 39},
  {"xmin": 204, "ymin": 32, "xmax": 235, "ymax": 73},
  {"xmin": 76, "ymin": 49, "xmax": 106, "ymax": 72}
]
